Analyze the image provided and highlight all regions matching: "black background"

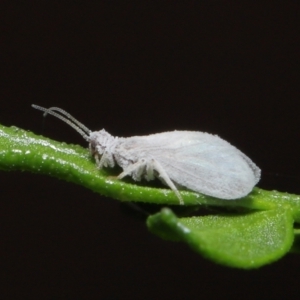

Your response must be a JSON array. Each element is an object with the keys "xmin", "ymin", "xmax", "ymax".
[{"xmin": 1, "ymin": 2, "xmax": 300, "ymax": 299}]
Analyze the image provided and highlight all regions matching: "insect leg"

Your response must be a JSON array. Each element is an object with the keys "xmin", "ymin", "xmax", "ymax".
[
  {"xmin": 96, "ymin": 151, "xmax": 115, "ymax": 169},
  {"xmin": 94, "ymin": 154, "xmax": 101, "ymax": 167},
  {"xmin": 150, "ymin": 159, "xmax": 184, "ymax": 205},
  {"xmin": 118, "ymin": 159, "xmax": 184, "ymax": 205},
  {"xmin": 117, "ymin": 159, "xmax": 147, "ymax": 181}
]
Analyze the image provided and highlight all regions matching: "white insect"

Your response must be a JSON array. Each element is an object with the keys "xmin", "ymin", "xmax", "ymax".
[{"xmin": 32, "ymin": 104, "xmax": 261, "ymax": 205}]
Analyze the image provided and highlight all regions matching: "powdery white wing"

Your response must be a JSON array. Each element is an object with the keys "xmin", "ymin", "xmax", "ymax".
[{"xmin": 116, "ymin": 131, "xmax": 260, "ymax": 199}]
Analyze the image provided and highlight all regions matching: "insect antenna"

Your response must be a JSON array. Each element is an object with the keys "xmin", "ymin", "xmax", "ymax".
[{"xmin": 32, "ymin": 104, "xmax": 91, "ymax": 141}]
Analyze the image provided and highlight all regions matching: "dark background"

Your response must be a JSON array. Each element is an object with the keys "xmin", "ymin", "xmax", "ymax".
[{"xmin": 1, "ymin": 2, "xmax": 300, "ymax": 299}]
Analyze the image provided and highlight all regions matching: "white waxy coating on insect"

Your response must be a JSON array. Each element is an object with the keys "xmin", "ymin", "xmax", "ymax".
[{"xmin": 32, "ymin": 104, "xmax": 261, "ymax": 205}]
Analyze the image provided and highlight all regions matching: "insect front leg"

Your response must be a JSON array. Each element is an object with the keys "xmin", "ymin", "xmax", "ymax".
[{"xmin": 95, "ymin": 151, "xmax": 115, "ymax": 169}]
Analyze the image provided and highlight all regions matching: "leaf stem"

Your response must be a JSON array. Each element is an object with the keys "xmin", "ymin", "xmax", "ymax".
[{"xmin": 1, "ymin": 123, "xmax": 300, "ymax": 214}]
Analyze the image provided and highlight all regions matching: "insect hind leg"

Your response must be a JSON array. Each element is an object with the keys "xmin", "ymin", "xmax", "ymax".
[{"xmin": 150, "ymin": 159, "xmax": 184, "ymax": 205}]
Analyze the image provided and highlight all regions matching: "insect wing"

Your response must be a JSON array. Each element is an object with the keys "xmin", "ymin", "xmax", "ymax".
[{"xmin": 127, "ymin": 131, "xmax": 260, "ymax": 199}]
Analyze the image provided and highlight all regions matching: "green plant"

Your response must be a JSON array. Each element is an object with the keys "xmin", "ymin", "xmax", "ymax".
[{"xmin": 1, "ymin": 123, "xmax": 300, "ymax": 268}]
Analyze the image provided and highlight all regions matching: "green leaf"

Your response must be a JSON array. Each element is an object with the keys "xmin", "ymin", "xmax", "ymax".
[
  {"xmin": 147, "ymin": 208, "xmax": 294, "ymax": 268},
  {"xmin": 3, "ymin": 124, "xmax": 300, "ymax": 210},
  {"xmin": 2, "ymin": 122, "xmax": 300, "ymax": 269}
]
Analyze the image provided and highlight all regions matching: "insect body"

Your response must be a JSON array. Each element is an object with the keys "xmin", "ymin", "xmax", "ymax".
[{"xmin": 32, "ymin": 105, "xmax": 261, "ymax": 205}]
